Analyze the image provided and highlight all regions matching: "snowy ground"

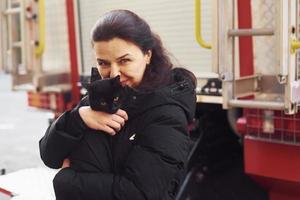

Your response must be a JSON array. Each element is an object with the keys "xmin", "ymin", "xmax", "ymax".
[
  {"xmin": 0, "ymin": 72, "xmax": 56, "ymax": 199},
  {"xmin": 0, "ymin": 72, "xmax": 50, "ymax": 173},
  {"xmin": 0, "ymin": 167, "xmax": 57, "ymax": 200}
]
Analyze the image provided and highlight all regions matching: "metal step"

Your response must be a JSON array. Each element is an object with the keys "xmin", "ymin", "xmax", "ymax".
[{"xmin": 228, "ymin": 99, "xmax": 285, "ymax": 110}]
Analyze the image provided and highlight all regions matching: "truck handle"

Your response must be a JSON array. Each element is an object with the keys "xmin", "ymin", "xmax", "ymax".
[
  {"xmin": 195, "ymin": 0, "xmax": 211, "ymax": 49},
  {"xmin": 35, "ymin": 0, "xmax": 45, "ymax": 57},
  {"xmin": 228, "ymin": 28, "xmax": 274, "ymax": 37}
]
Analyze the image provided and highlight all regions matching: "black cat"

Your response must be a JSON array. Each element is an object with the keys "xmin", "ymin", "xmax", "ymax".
[
  {"xmin": 69, "ymin": 67, "xmax": 126, "ymax": 173},
  {"xmin": 87, "ymin": 67, "xmax": 124, "ymax": 113}
]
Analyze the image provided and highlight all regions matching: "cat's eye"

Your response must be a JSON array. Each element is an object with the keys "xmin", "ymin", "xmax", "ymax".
[
  {"xmin": 113, "ymin": 96, "xmax": 119, "ymax": 102},
  {"xmin": 100, "ymin": 101, "xmax": 107, "ymax": 106}
]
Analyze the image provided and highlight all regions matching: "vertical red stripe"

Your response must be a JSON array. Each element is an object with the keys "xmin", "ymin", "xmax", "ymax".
[
  {"xmin": 65, "ymin": 0, "xmax": 80, "ymax": 105},
  {"xmin": 237, "ymin": 0, "xmax": 254, "ymax": 77}
]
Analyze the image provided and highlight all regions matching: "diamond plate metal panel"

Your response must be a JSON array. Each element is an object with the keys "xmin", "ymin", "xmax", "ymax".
[
  {"xmin": 251, "ymin": 0, "xmax": 276, "ymax": 75},
  {"xmin": 42, "ymin": 0, "xmax": 70, "ymax": 72}
]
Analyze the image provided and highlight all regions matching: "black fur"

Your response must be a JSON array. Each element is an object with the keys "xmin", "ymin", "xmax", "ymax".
[
  {"xmin": 87, "ymin": 67, "xmax": 124, "ymax": 114},
  {"xmin": 68, "ymin": 68, "xmax": 127, "ymax": 173}
]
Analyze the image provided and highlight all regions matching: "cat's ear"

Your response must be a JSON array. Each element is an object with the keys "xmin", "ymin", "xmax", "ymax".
[
  {"xmin": 112, "ymin": 75, "xmax": 121, "ymax": 87},
  {"xmin": 90, "ymin": 67, "xmax": 102, "ymax": 83}
]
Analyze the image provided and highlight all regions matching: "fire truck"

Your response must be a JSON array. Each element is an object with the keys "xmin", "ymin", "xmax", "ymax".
[{"xmin": 1, "ymin": 0, "xmax": 300, "ymax": 199}]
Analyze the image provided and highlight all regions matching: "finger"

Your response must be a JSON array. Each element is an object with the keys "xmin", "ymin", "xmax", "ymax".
[
  {"xmin": 107, "ymin": 120, "xmax": 122, "ymax": 132},
  {"xmin": 62, "ymin": 158, "xmax": 70, "ymax": 168},
  {"xmin": 116, "ymin": 109, "xmax": 128, "ymax": 121},
  {"xmin": 111, "ymin": 114, "xmax": 125, "ymax": 126},
  {"xmin": 99, "ymin": 125, "xmax": 116, "ymax": 136}
]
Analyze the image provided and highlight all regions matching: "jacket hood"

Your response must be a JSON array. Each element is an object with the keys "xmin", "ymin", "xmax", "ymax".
[{"xmin": 122, "ymin": 69, "xmax": 197, "ymax": 123}]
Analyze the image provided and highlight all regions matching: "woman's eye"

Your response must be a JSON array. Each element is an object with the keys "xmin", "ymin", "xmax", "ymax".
[
  {"xmin": 119, "ymin": 59, "xmax": 130, "ymax": 65},
  {"xmin": 97, "ymin": 60, "xmax": 110, "ymax": 68}
]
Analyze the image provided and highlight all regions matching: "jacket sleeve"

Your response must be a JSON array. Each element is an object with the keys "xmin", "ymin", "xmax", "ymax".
[
  {"xmin": 39, "ymin": 97, "xmax": 90, "ymax": 169},
  {"xmin": 53, "ymin": 105, "xmax": 191, "ymax": 200}
]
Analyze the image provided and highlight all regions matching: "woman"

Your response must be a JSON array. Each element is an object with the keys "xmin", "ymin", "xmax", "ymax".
[{"xmin": 39, "ymin": 9, "xmax": 196, "ymax": 200}]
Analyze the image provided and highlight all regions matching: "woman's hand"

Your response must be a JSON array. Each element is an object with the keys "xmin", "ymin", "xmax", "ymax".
[{"xmin": 78, "ymin": 106, "xmax": 128, "ymax": 135}]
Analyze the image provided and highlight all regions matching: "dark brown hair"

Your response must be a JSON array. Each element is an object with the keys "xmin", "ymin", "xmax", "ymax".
[{"xmin": 91, "ymin": 10, "xmax": 195, "ymax": 91}]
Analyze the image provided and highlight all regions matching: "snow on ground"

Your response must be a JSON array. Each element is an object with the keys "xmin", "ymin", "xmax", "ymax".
[
  {"xmin": 0, "ymin": 72, "xmax": 50, "ymax": 172},
  {"xmin": 0, "ymin": 73, "xmax": 56, "ymax": 199},
  {"xmin": 0, "ymin": 167, "xmax": 58, "ymax": 200}
]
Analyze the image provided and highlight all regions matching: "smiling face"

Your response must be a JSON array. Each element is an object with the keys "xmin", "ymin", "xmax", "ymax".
[{"xmin": 93, "ymin": 37, "xmax": 152, "ymax": 88}]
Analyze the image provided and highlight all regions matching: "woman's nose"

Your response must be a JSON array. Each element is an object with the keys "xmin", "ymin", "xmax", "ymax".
[{"xmin": 110, "ymin": 64, "xmax": 120, "ymax": 78}]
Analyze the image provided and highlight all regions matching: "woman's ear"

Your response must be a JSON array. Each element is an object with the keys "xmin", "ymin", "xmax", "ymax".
[{"xmin": 145, "ymin": 50, "xmax": 152, "ymax": 64}]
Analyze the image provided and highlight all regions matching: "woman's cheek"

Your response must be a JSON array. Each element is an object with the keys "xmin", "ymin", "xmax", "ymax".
[{"xmin": 99, "ymin": 69, "xmax": 110, "ymax": 78}]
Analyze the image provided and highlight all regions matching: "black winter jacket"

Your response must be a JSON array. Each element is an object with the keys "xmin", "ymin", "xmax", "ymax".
[{"xmin": 39, "ymin": 74, "xmax": 196, "ymax": 200}]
